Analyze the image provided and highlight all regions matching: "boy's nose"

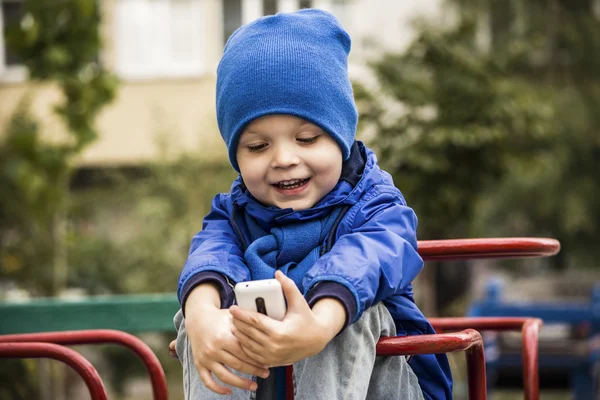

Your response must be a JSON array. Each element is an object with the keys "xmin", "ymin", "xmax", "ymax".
[{"xmin": 270, "ymin": 144, "xmax": 300, "ymax": 169}]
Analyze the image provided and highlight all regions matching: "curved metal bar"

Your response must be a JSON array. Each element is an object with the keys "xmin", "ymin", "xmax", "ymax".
[
  {"xmin": 429, "ymin": 317, "xmax": 539, "ymax": 332},
  {"xmin": 429, "ymin": 317, "xmax": 543, "ymax": 400},
  {"xmin": 376, "ymin": 329, "xmax": 482, "ymax": 356},
  {"xmin": 0, "ymin": 329, "xmax": 168, "ymax": 400},
  {"xmin": 284, "ymin": 329, "xmax": 487, "ymax": 400},
  {"xmin": 0, "ymin": 342, "xmax": 108, "ymax": 400},
  {"xmin": 522, "ymin": 319, "xmax": 542, "ymax": 400},
  {"xmin": 376, "ymin": 329, "xmax": 486, "ymax": 400},
  {"xmin": 417, "ymin": 238, "xmax": 560, "ymax": 261},
  {"xmin": 465, "ymin": 337, "xmax": 487, "ymax": 400}
]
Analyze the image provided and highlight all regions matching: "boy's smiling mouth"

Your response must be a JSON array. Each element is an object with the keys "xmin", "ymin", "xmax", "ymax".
[{"xmin": 271, "ymin": 178, "xmax": 311, "ymax": 194}]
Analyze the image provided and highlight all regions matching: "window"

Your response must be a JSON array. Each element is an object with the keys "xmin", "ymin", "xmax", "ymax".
[
  {"xmin": 331, "ymin": 0, "xmax": 350, "ymax": 28},
  {"xmin": 115, "ymin": 0, "xmax": 205, "ymax": 80},
  {"xmin": 263, "ymin": 0, "xmax": 277, "ymax": 15},
  {"xmin": 299, "ymin": 0, "xmax": 312, "ymax": 9},
  {"xmin": 223, "ymin": 0, "xmax": 242, "ymax": 45},
  {"xmin": 0, "ymin": 0, "xmax": 27, "ymax": 82}
]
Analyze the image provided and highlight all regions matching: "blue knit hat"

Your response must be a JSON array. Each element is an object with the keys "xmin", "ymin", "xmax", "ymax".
[{"xmin": 216, "ymin": 9, "xmax": 358, "ymax": 172}]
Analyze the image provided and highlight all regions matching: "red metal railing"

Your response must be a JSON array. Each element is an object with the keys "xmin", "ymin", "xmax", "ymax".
[
  {"xmin": 415, "ymin": 239, "xmax": 555, "ymax": 400},
  {"xmin": 220, "ymin": 239, "xmax": 560, "ymax": 399},
  {"xmin": 285, "ymin": 329, "xmax": 486, "ymax": 400},
  {"xmin": 377, "ymin": 329, "xmax": 487, "ymax": 400},
  {"xmin": 1, "ymin": 238, "xmax": 559, "ymax": 399},
  {"xmin": 418, "ymin": 237, "xmax": 560, "ymax": 261},
  {"xmin": 0, "ymin": 329, "xmax": 168, "ymax": 400},
  {"xmin": 430, "ymin": 317, "xmax": 543, "ymax": 400},
  {"xmin": 0, "ymin": 342, "xmax": 108, "ymax": 400}
]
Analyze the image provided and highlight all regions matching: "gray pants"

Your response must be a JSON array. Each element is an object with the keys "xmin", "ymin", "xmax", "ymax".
[{"xmin": 174, "ymin": 302, "xmax": 425, "ymax": 400}]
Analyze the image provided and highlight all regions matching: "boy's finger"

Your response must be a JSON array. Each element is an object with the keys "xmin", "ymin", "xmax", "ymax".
[
  {"xmin": 220, "ymin": 350, "xmax": 270, "ymax": 378},
  {"xmin": 168, "ymin": 340, "xmax": 178, "ymax": 359},
  {"xmin": 230, "ymin": 343, "xmax": 269, "ymax": 370},
  {"xmin": 210, "ymin": 362, "xmax": 258, "ymax": 392},
  {"xmin": 275, "ymin": 270, "xmax": 307, "ymax": 310},
  {"xmin": 229, "ymin": 336, "xmax": 269, "ymax": 369},
  {"xmin": 230, "ymin": 305, "xmax": 279, "ymax": 333},
  {"xmin": 232, "ymin": 317, "xmax": 270, "ymax": 345},
  {"xmin": 232, "ymin": 327, "xmax": 268, "ymax": 363},
  {"xmin": 236, "ymin": 344, "xmax": 270, "ymax": 369},
  {"xmin": 198, "ymin": 366, "xmax": 232, "ymax": 395}
]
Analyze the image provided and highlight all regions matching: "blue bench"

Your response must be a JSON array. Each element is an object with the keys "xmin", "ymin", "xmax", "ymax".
[{"xmin": 468, "ymin": 279, "xmax": 600, "ymax": 399}]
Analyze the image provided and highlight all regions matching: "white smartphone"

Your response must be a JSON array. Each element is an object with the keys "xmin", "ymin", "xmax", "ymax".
[{"xmin": 234, "ymin": 279, "xmax": 287, "ymax": 321}]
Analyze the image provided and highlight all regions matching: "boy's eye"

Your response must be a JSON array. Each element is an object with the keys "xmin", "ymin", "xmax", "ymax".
[
  {"xmin": 297, "ymin": 136, "xmax": 319, "ymax": 144},
  {"xmin": 247, "ymin": 143, "xmax": 267, "ymax": 153}
]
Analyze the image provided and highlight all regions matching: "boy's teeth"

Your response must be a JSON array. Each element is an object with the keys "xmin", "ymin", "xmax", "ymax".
[{"xmin": 275, "ymin": 178, "xmax": 308, "ymax": 189}]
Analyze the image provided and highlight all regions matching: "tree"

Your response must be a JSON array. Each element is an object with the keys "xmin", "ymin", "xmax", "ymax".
[
  {"xmin": 354, "ymin": 1, "xmax": 600, "ymax": 313},
  {"xmin": 0, "ymin": 0, "xmax": 118, "ymax": 296},
  {"xmin": 462, "ymin": 0, "xmax": 600, "ymax": 269},
  {"xmin": 0, "ymin": 3, "xmax": 118, "ymax": 397},
  {"xmin": 360, "ymin": 0, "xmax": 600, "ymax": 261},
  {"xmin": 356, "ymin": 15, "xmax": 555, "ymax": 241}
]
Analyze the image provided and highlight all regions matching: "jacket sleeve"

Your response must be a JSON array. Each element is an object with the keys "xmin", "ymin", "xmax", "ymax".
[
  {"xmin": 302, "ymin": 186, "xmax": 423, "ymax": 324},
  {"xmin": 177, "ymin": 194, "xmax": 250, "ymax": 309}
]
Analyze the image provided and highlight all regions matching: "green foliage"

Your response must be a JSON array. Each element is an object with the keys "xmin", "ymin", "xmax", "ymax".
[
  {"xmin": 5, "ymin": 0, "xmax": 118, "ymax": 149},
  {"xmin": 356, "ymin": 17, "xmax": 555, "ymax": 239},
  {"xmin": 66, "ymin": 159, "xmax": 236, "ymax": 295},
  {"xmin": 0, "ymin": 359, "xmax": 38, "ymax": 400},
  {"xmin": 0, "ymin": 0, "xmax": 117, "ymax": 295},
  {"xmin": 468, "ymin": 0, "xmax": 600, "ymax": 267},
  {"xmin": 0, "ymin": 102, "xmax": 71, "ymax": 294},
  {"xmin": 357, "ymin": 0, "xmax": 600, "ymax": 268},
  {"xmin": 59, "ymin": 157, "xmax": 236, "ymax": 393}
]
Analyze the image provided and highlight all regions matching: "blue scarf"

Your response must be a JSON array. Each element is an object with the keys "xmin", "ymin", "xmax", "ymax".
[{"xmin": 242, "ymin": 206, "xmax": 344, "ymax": 290}]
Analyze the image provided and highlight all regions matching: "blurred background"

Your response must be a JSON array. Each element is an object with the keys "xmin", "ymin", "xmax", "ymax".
[{"xmin": 0, "ymin": 0, "xmax": 599, "ymax": 399}]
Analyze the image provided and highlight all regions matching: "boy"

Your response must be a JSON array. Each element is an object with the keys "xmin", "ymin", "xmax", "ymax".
[{"xmin": 173, "ymin": 9, "xmax": 452, "ymax": 400}]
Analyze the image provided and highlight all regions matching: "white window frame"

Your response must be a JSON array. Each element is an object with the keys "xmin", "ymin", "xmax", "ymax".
[
  {"xmin": 0, "ymin": 0, "xmax": 27, "ymax": 83},
  {"xmin": 115, "ymin": 0, "xmax": 206, "ymax": 81},
  {"xmin": 234, "ymin": 0, "xmax": 350, "ymax": 51},
  {"xmin": 242, "ymin": 0, "xmax": 262, "ymax": 23},
  {"xmin": 278, "ymin": 0, "xmax": 297, "ymax": 13},
  {"xmin": 240, "ymin": 0, "xmax": 338, "ymax": 21}
]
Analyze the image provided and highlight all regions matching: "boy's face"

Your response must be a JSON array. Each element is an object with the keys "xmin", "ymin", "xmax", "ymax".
[{"xmin": 236, "ymin": 115, "xmax": 343, "ymax": 211}]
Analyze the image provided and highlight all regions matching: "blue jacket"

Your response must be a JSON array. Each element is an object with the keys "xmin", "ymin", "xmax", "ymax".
[{"xmin": 178, "ymin": 142, "xmax": 453, "ymax": 399}]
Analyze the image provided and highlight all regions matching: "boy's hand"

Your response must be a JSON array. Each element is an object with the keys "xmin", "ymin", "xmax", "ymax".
[
  {"xmin": 185, "ymin": 284, "xmax": 270, "ymax": 395},
  {"xmin": 230, "ymin": 271, "xmax": 346, "ymax": 367},
  {"xmin": 168, "ymin": 340, "xmax": 177, "ymax": 358}
]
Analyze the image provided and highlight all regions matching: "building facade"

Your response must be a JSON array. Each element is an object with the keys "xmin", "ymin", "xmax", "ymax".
[{"xmin": 0, "ymin": 0, "xmax": 441, "ymax": 166}]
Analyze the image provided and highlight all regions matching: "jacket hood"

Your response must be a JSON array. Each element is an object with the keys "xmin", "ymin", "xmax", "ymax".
[{"xmin": 229, "ymin": 141, "xmax": 394, "ymax": 227}]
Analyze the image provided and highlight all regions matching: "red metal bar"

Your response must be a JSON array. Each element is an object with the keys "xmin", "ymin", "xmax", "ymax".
[
  {"xmin": 522, "ymin": 319, "xmax": 542, "ymax": 400},
  {"xmin": 0, "ymin": 329, "xmax": 168, "ymax": 400},
  {"xmin": 418, "ymin": 238, "xmax": 560, "ymax": 261},
  {"xmin": 377, "ymin": 329, "xmax": 486, "ymax": 400},
  {"xmin": 187, "ymin": 236, "xmax": 562, "ymax": 399},
  {"xmin": 284, "ymin": 329, "xmax": 486, "ymax": 400},
  {"xmin": 375, "ymin": 329, "xmax": 483, "ymax": 356},
  {"xmin": 429, "ymin": 317, "xmax": 542, "ymax": 332},
  {"xmin": 429, "ymin": 317, "xmax": 542, "ymax": 400},
  {"xmin": 466, "ymin": 340, "xmax": 486, "ymax": 400},
  {"xmin": 0, "ymin": 342, "xmax": 108, "ymax": 400},
  {"xmin": 285, "ymin": 363, "xmax": 294, "ymax": 400}
]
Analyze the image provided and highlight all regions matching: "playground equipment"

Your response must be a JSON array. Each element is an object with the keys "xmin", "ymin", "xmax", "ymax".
[
  {"xmin": 430, "ymin": 317, "xmax": 543, "ymax": 400},
  {"xmin": 0, "ymin": 237, "xmax": 560, "ymax": 400},
  {"xmin": 0, "ymin": 330, "xmax": 168, "ymax": 400},
  {"xmin": 469, "ymin": 279, "xmax": 600, "ymax": 399}
]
